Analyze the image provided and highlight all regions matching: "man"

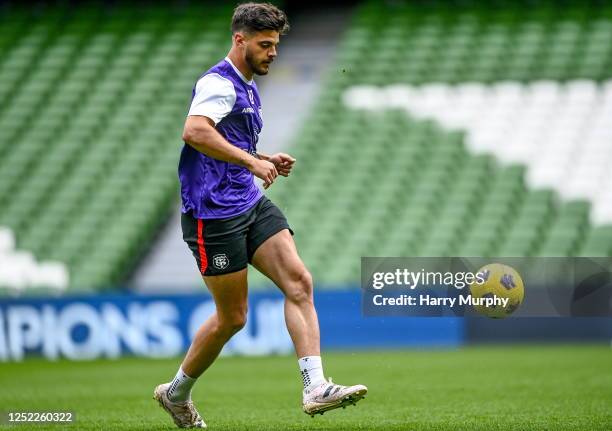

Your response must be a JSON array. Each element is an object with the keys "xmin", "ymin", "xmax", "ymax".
[{"xmin": 154, "ymin": 3, "xmax": 367, "ymax": 428}]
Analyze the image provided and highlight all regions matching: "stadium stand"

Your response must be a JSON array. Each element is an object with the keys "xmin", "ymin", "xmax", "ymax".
[
  {"xmin": 0, "ymin": 226, "xmax": 68, "ymax": 291},
  {"xmin": 1, "ymin": 1, "xmax": 611, "ymax": 290},
  {"xmin": 0, "ymin": 3, "xmax": 231, "ymax": 290},
  {"xmin": 262, "ymin": 0, "xmax": 612, "ymax": 285}
]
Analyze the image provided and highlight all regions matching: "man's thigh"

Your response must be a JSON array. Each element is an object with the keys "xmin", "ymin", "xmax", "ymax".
[
  {"xmin": 251, "ymin": 229, "xmax": 307, "ymax": 289},
  {"xmin": 203, "ymin": 268, "xmax": 249, "ymax": 316}
]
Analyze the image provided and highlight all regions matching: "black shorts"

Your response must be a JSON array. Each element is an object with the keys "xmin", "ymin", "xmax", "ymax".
[{"xmin": 181, "ymin": 196, "xmax": 293, "ymax": 276}]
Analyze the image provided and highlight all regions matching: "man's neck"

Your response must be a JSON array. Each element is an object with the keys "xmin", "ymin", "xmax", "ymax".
[{"xmin": 227, "ymin": 51, "xmax": 254, "ymax": 82}]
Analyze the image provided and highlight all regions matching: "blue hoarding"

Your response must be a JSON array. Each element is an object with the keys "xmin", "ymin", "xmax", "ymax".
[{"xmin": 0, "ymin": 289, "xmax": 464, "ymax": 361}]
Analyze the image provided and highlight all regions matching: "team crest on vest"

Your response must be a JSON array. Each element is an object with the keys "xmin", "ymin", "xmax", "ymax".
[
  {"xmin": 247, "ymin": 89, "xmax": 254, "ymax": 105},
  {"xmin": 213, "ymin": 253, "xmax": 229, "ymax": 270}
]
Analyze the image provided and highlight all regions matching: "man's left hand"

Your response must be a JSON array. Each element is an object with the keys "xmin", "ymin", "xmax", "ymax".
[{"xmin": 268, "ymin": 153, "xmax": 296, "ymax": 177}]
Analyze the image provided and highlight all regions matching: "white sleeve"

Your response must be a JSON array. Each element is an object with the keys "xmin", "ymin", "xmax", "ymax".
[{"xmin": 187, "ymin": 73, "xmax": 236, "ymax": 125}]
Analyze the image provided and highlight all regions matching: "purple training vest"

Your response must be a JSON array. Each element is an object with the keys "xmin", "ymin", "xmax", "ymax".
[{"xmin": 178, "ymin": 59, "xmax": 264, "ymax": 219}]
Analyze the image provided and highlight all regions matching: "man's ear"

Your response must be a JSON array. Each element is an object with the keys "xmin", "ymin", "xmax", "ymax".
[{"xmin": 233, "ymin": 32, "xmax": 248, "ymax": 48}]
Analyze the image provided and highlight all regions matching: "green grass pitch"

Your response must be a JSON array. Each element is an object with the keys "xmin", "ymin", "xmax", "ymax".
[{"xmin": 0, "ymin": 345, "xmax": 610, "ymax": 430}]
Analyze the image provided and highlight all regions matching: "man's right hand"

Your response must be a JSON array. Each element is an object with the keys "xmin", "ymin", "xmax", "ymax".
[{"xmin": 247, "ymin": 157, "xmax": 278, "ymax": 189}]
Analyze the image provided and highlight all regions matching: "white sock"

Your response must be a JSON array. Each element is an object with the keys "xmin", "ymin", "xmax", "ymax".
[
  {"xmin": 298, "ymin": 356, "xmax": 326, "ymax": 392},
  {"xmin": 167, "ymin": 367, "xmax": 197, "ymax": 403}
]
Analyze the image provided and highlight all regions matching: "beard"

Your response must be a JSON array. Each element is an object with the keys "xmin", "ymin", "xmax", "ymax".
[{"xmin": 245, "ymin": 49, "xmax": 271, "ymax": 76}]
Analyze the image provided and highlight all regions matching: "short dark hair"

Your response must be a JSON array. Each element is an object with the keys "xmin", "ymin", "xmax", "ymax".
[{"xmin": 231, "ymin": 2, "xmax": 289, "ymax": 35}]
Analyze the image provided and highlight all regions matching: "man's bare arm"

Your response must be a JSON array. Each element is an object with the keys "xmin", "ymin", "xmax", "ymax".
[{"xmin": 183, "ymin": 115, "xmax": 278, "ymax": 186}]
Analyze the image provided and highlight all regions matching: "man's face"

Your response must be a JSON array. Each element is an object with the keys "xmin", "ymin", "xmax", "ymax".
[{"xmin": 240, "ymin": 30, "xmax": 280, "ymax": 75}]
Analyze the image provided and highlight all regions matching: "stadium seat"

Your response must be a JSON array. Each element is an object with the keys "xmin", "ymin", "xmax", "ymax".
[
  {"xmin": 2, "ymin": 1, "xmax": 612, "ymax": 291},
  {"xmin": 0, "ymin": 2, "xmax": 231, "ymax": 290},
  {"xmin": 256, "ymin": 0, "xmax": 612, "ymax": 286}
]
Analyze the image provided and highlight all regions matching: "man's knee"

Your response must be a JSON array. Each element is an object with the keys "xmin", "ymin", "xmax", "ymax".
[
  {"xmin": 286, "ymin": 268, "xmax": 313, "ymax": 304},
  {"xmin": 217, "ymin": 308, "xmax": 247, "ymax": 335}
]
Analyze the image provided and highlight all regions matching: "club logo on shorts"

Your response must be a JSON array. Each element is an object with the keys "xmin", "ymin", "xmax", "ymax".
[{"xmin": 212, "ymin": 253, "xmax": 229, "ymax": 270}]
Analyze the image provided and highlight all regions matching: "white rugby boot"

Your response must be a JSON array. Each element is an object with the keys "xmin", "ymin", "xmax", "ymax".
[
  {"xmin": 153, "ymin": 383, "xmax": 206, "ymax": 429},
  {"xmin": 302, "ymin": 377, "xmax": 368, "ymax": 417}
]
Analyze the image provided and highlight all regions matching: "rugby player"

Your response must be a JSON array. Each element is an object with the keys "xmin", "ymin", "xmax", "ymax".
[{"xmin": 154, "ymin": 3, "xmax": 367, "ymax": 428}]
